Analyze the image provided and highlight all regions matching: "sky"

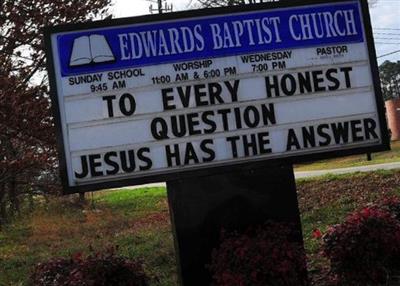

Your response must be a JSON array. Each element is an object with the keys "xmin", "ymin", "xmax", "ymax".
[{"xmin": 111, "ymin": 0, "xmax": 400, "ymax": 64}]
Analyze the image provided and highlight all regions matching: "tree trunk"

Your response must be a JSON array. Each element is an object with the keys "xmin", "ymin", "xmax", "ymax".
[
  {"xmin": 0, "ymin": 182, "xmax": 6, "ymax": 229},
  {"xmin": 28, "ymin": 187, "xmax": 34, "ymax": 212},
  {"xmin": 8, "ymin": 177, "xmax": 20, "ymax": 216},
  {"xmin": 79, "ymin": 192, "xmax": 86, "ymax": 204}
]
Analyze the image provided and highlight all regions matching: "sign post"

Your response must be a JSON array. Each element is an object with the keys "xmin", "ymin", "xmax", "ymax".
[
  {"xmin": 45, "ymin": 0, "xmax": 389, "ymax": 284},
  {"xmin": 167, "ymin": 163, "xmax": 305, "ymax": 285}
]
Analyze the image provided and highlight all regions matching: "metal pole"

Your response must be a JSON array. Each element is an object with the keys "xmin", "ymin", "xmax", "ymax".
[{"xmin": 158, "ymin": 0, "xmax": 163, "ymax": 14}]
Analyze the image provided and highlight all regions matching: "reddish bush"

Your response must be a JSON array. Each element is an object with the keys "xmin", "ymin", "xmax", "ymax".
[
  {"xmin": 31, "ymin": 251, "xmax": 149, "ymax": 286},
  {"xmin": 323, "ymin": 207, "xmax": 400, "ymax": 284},
  {"xmin": 312, "ymin": 228, "xmax": 323, "ymax": 239},
  {"xmin": 376, "ymin": 196, "xmax": 400, "ymax": 220},
  {"xmin": 208, "ymin": 222, "xmax": 308, "ymax": 286},
  {"xmin": 31, "ymin": 257, "xmax": 74, "ymax": 286}
]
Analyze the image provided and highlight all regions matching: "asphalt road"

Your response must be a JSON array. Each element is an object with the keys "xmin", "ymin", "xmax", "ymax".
[
  {"xmin": 294, "ymin": 162, "xmax": 400, "ymax": 179},
  {"xmin": 115, "ymin": 162, "xmax": 400, "ymax": 190}
]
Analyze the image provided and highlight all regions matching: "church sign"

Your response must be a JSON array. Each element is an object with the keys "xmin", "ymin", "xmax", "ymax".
[{"xmin": 45, "ymin": 0, "xmax": 389, "ymax": 194}]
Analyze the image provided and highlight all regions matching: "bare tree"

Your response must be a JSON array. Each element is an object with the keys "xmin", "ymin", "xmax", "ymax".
[
  {"xmin": 194, "ymin": 0, "xmax": 279, "ymax": 8},
  {"xmin": 368, "ymin": 0, "xmax": 379, "ymax": 8},
  {"xmin": 0, "ymin": 0, "xmax": 111, "ymax": 226},
  {"xmin": 195, "ymin": 0, "xmax": 242, "ymax": 8},
  {"xmin": 193, "ymin": 0, "xmax": 379, "ymax": 8}
]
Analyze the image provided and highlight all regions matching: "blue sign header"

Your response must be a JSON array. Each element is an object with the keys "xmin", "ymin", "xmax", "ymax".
[{"xmin": 57, "ymin": 2, "xmax": 363, "ymax": 76}]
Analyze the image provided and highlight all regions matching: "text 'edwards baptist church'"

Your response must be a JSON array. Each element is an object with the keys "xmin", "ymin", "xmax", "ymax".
[{"xmin": 117, "ymin": 9, "xmax": 358, "ymax": 60}]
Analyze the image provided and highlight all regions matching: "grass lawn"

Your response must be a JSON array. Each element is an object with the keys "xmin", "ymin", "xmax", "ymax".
[
  {"xmin": 0, "ymin": 187, "xmax": 177, "ymax": 286},
  {"xmin": 1, "ymin": 170, "xmax": 400, "ymax": 285},
  {"xmin": 295, "ymin": 140, "xmax": 400, "ymax": 171}
]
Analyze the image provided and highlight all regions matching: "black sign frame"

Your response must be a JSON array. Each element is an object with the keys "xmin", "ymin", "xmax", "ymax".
[{"xmin": 45, "ymin": 0, "xmax": 390, "ymax": 194}]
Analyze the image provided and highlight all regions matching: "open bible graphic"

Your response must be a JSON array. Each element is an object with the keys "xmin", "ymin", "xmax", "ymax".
[{"xmin": 69, "ymin": 34, "xmax": 115, "ymax": 67}]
